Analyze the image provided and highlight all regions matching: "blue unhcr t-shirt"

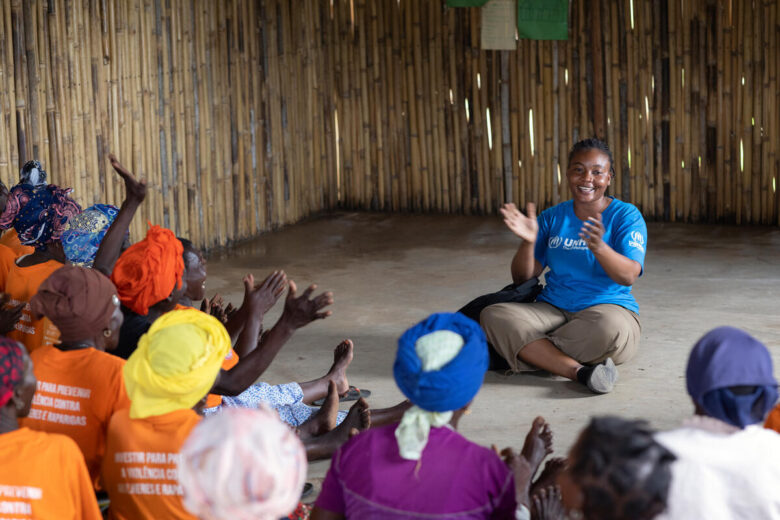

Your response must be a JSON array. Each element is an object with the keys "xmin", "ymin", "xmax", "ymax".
[{"xmin": 534, "ymin": 198, "xmax": 647, "ymax": 314}]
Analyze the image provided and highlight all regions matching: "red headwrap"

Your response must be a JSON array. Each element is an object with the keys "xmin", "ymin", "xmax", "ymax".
[
  {"xmin": 111, "ymin": 225, "xmax": 184, "ymax": 316},
  {"xmin": 0, "ymin": 337, "xmax": 25, "ymax": 408}
]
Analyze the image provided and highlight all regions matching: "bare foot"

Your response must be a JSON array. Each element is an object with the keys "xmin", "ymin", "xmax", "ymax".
[
  {"xmin": 521, "ymin": 416, "xmax": 553, "ymax": 477},
  {"xmin": 298, "ymin": 381, "xmax": 339, "ymax": 440},
  {"xmin": 531, "ymin": 457, "xmax": 567, "ymax": 497},
  {"xmin": 327, "ymin": 339, "xmax": 354, "ymax": 395},
  {"xmin": 501, "ymin": 446, "xmax": 535, "ymax": 508},
  {"xmin": 302, "ymin": 398, "xmax": 370, "ymax": 461},
  {"xmin": 368, "ymin": 399, "xmax": 412, "ymax": 427},
  {"xmin": 531, "ymin": 486, "xmax": 565, "ymax": 520}
]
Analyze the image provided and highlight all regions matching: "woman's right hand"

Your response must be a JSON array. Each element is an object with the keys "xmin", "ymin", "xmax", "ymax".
[{"xmin": 500, "ymin": 202, "xmax": 538, "ymax": 243}]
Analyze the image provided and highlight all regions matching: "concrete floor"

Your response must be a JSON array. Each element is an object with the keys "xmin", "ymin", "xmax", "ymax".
[{"xmin": 206, "ymin": 212, "xmax": 780, "ymax": 481}]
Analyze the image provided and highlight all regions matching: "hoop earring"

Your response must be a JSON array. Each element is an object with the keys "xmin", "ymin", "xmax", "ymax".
[{"xmin": 103, "ymin": 329, "xmax": 112, "ymax": 338}]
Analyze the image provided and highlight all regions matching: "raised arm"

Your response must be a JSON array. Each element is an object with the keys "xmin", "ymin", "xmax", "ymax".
[
  {"xmin": 579, "ymin": 213, "xmax": 641, "ymax": 286},
  {"xmin": 501, "ymin": 202, "xmax": 544, "ymax": 284},
  {"xmin": 92, "ymin": 155, "xmax": 146, "ymax": 276},
  {"xmin": 210, "ymin": 278, "xmax": 334, "ymax": 396}
]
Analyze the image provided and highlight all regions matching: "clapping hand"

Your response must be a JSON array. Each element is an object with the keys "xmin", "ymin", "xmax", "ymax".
[
  {"xmin": 244, "ymin": 271, "xmax": 288, "ymax": 317},
  {"xmin": 579, "ymin": 213, "xmax": 606, "ymax": 252},
  {"xmin": 280, "ymin": 280, "xmax": 333, "ymax": 330},
  {"xmin": 0, "ymin": 293, "xmax": 25, "ymax": 335},
  {"xmin": 500, "ymin": 203, "xmax": 538, "ymax": 243},
  {"xmin": 200, "ymin": 293, "xmax": 236, "ymax": 325},
  {"xmin": 108, "ymin": 154, "xmax": 147, "ymax": 203}
]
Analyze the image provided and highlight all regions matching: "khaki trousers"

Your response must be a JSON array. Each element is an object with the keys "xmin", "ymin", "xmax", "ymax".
[{"xmin": 480, "ymin": 302, "xmax": 641, "ymax": 372}]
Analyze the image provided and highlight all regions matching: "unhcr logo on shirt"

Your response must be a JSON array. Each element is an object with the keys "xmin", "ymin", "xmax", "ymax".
[
  {"xmin": 629, "ymin": 231, "xmax": 645, "ymax": 253},
  {"xmin": 548, "ymin": 236, "xmax": 588, "ymax": 250}
]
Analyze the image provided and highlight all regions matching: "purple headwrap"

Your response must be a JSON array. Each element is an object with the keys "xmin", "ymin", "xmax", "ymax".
[
  {"xmin": 686, "ymin": 326, "xmax": 778, "ymax": 428},
  {"xmin": 0, "ymin": 184, "xmax": 82, "ymax": 249}
]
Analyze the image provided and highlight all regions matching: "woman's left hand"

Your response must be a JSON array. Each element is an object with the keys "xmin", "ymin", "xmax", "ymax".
[{"xmin": 579, "ymin": 214, "xmax": 606, "ymax": 252}]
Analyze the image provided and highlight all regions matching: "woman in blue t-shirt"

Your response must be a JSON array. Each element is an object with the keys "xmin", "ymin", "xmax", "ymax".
[{"xmin": 481, "ymin": 138, "xmax": 647, "ymax": 394}]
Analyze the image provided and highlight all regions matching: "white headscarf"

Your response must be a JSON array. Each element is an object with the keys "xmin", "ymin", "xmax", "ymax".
[
  {"xmin": 178, "ymin": 405, "xmax": 306, "ymax": 520},
  {"xmin": 395, "ymin": 330, "xmax": 466, "ymax": 460}
]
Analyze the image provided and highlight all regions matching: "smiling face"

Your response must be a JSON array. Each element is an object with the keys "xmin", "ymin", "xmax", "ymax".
[
  {"xmin": 566, "ymin": 147, "xmax": 612, "ymax": 206},
  {"xmin": 183, "ymin": 248, "xmax": 207, "ymax": 302}
]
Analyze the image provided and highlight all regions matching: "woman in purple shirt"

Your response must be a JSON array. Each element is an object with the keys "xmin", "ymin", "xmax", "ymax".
[{"xmin": 312, "ymin": 313, "xmax": 553, "ymax": 520}]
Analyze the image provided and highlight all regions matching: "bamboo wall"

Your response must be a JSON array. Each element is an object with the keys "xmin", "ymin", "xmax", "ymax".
[
  {"xmin": 329, "ymin": 0, "xmax": 780, "ymax": 225},
  {"xmin": 0, "ymin": 0, "xmax": 340, "ymax": 247},
  {"xmin": 0, "ymin": 1, "xmax": 778, "ymax": 250}
]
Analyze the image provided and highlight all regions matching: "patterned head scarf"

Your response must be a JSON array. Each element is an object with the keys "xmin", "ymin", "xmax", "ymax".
[
  {"xmin": 30, "ymin": 265, "xmax": 120, "ymax": 343},
  {"xmin": 393, "ymin": 313, "xmax": 488, "ymax": 460},
  {"xmin": 123, "ymin": 309, "xmax": 230, "ymax": 419},
  {"xmin": 686, "ymin": 326, "xmax": 778, "ymax": 428},
  {"xmin": 0, "ymin": 184, "xmax": 82, "ymax": 248},
  {"xmin": 61, "ymin": 204, "xmax": 120, "ymax": 267},
  {"xmin": 111, "ymin": 224, "xmax": 184, "ymax": 316},
  {"xmin": 179, "ymin": 406, "xmax": 307, "ymax": 520},
  {"xmin": 0, "ymin": 337, "xmax": 25, "ymax": 408},
  {"xmin": 19, "ymin": 160, "xmax": 48, "ymax": 187}
]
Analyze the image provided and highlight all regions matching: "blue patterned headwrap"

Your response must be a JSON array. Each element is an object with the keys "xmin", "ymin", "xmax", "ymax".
[
  {"xmin": 393, "ymin": 312, "xmax": 488, "ymax": 412},
  {"xmin": 686, "ymin": 326, "xmax": 778, "ymax": 428},
  {"xmin": 61, "ymin": 204, "xmax": 121, "ymax": 267},
  {"xmin": 0, "ymin": 184, "xmax": 81, "ymax": 248}
]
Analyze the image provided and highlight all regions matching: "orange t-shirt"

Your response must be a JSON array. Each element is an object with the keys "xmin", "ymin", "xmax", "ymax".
[
  {"xmin": 0, "ymin": 427, "xmax": 102, "ymax": 519},
  {"xmin": 102, "ymin": 408, "xmax": 201, "ymax": 520},
  {"xmin": 0, "ymin": 243, "xmax": 16, "ymax": 289},
  {"xmin": 20, "ymin": 346, "xmax": 130, "ymax": 487},
  {"xmin": 765, "ymin": 404, "xmax": 780, "ymax": 433},
  {"xmin": 204, "ymin": 348, "xmax": 240, "ymax": 408},
  {"xmin": 4, "ymin": 259, "xmax": 62, "ymax": 352},
  {"xmin": 0, "ymin": 229, "xmax": 35, "ymax": 257}
]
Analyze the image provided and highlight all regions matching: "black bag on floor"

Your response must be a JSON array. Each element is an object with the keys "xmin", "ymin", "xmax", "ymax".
[{"xmin": 457, "ymin": 277, "xmax": 542, "ymax": 371}]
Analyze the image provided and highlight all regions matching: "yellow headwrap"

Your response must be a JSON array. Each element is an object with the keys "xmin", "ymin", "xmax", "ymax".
[{"xmin": 124, "ymin": 309, "xmax": 231, "ymax": 419}]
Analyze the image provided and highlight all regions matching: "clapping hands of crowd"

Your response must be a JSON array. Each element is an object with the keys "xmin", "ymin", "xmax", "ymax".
[
  {"xmin": 501, "ymin": 203, "xmax": 538, "ymax": 243},
  {"xmin": 200, "ymin": 293, "xmax": 237, "ymax": 325},
  {"xmin": 243, "ymin": 271, "xmax": 288, "ymax": 318},
  {"xmin": 0, "ymin": 293, "xmax": 25, "ymax": 335},
  {"xmin": 279, "ymin": 280, "xmax": 333, "ymax": 330}
]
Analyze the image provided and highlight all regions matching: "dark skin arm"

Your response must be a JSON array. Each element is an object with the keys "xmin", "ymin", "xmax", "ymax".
[
  {"xmin": 209, "ymin": 272, "xmax": 284, "ymax": 396},
  {"xmin": 92, "ymin": 154, "xmax": 147, "ymax": 277},
  {"xmin": 579, "ymin": 213, "xmax": 642, "ymax": 285},
  {"xmin": 210, "ymin": 279, "xmax": 333, "ymax": 396},
  {"xmin": 0, "ymin": 293, "xmax": 25, "ymax": 335},
  {"xmin": 501, "ymin": 203, "xmax": 544, "ymax": 284},
  {"xmin": 310, "ymin": 507, "xmax": 344, "ymax": 520},
  {"xmin": 232, "ymin": 271, "xmax": 287, "ymax": 358}
]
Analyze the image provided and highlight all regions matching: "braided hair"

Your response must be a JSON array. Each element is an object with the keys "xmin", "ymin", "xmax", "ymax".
[
  {"xmin": 570, "ymin": 416, "xmax": 676, "ymax": 520},
  {"xmin": 568, "ymin": 138, "xmax": 616, "ymax": 177}
]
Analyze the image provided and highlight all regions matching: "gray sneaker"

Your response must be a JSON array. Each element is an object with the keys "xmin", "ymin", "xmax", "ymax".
[{"xmin": 586, "ymin": 358, "xmax": 618, "ymax": 394}]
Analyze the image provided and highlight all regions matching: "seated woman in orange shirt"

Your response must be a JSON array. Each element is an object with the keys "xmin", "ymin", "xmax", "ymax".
[
  {"xmin": 20, "ymin": 264, "xmax": 129, "ymax": 487},
  {"xmin": 0, "ymin": 336, "xmax": 102, "ymax": 519},
  {"xmin": 101, "ymin": 308, "xmax": 231, "ymax": 520},
  {"xmin": 0, "ymin": 182, "xmax": 81, "ymax": 352}
]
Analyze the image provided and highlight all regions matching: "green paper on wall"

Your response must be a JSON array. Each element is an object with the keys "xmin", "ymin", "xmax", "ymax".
[
  {"xmin": 446, "ymin": 0, "xmax": 490, "ymax": 7},
  {"xmin": 516, "ymin": 0, "xmax": 569, "ymax": 40}
]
